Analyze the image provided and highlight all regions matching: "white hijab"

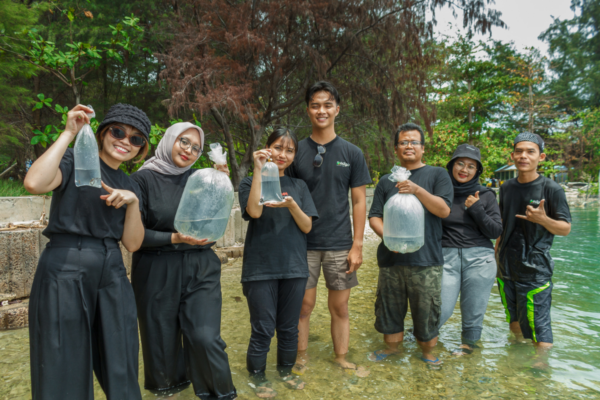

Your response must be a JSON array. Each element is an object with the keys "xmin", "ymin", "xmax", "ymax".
[{"xmin": 138, "ymin": 122, "xmax": 204, "ymax": 175}]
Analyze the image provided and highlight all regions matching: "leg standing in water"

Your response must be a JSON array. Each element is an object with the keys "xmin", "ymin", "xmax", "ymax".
[
  {"xmin": 495, "ymin": 133, "xmax": 571, "ymax": 368},
  {"xmin": 438, "ymin": 145, "xmax": 502, "ymax": 356},
  {"xmin": 368, "ymin": 123, "xmax": 453, "ymax": 369},
  {"xmin": 131, "ymin": 122, "xmax": 237, "ymax": 399},
  {"xmin": 287, "ymin": 82, "xmax": 372, "ymax": 375},
  {"xmin": 240, "ymin": 129, "xmax": 318, "ymax": 397},
  {"xmin": 26, "ymin": 104, "xmax": 151, "ymax": 399}
]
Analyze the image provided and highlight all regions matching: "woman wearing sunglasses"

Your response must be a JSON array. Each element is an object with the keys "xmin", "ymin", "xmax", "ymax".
[
  {"xmin": 438, "ymin": 144, "xmax": 502, "ymax": 356},
  {"xmin": 239, "ymin": 128, "xmax": 318, "ymax": 398},
  {"xmin": 130, "ymin": 122, "xmax": 237, "ymax": 400},
  {"xmin": 24, "ymin": 103, "xmax": 151, "ymax": 400}
]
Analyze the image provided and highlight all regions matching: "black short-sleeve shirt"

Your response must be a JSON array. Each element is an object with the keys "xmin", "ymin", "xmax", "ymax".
[
  {"xmin": 498, "ymin": 175, "xmax": 571, "ymax": 282},
  {"xmin": 239, "ymin": 176, "xmax": 319, "ymax": 282},
  {"xmin": 368, "ymin": 165, "xmax": 454, "ymax": 267},
  {"xmin": 286, "ymin": 136, "xmax": 371, "ymax": 250},
  {"xmin": 131, "ymin": 169, "xmax": 213, "ymax": 252},
  {"xmin": 43, "ymin": 148, "xmax": 142, "ymax": 240}
]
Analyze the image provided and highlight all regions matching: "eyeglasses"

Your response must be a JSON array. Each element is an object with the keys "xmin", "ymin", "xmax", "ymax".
[
  {"xmin": 178, "ymin": 137, "xmax": 202, "ymax": 157},
  {"xmin": 313, "ymin": 145, "xmax": 326, "ymax": 167},
  {"xmin": 109, "ymin": 126, "xmax": 146, "ymax": 147},
  {"xmin": 456, "ymin": 161, "xmax": 477, "ymax": 172},
  {"xmin": 397, "ymin": 140, "xmax": 423, "ymax": 147}
]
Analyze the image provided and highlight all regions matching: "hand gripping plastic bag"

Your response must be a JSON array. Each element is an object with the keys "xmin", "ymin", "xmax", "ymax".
[
  {"xmin": 174, "ymin": 143, "xmax": 234, "ymax": 241},
  {"xmin": 74, "ymin": 105, "xmax": 101, "ymax": 188},
  {"xmin": 383, "ymin": 166, "xmax": 425, "ymax": 253},
  {"xmin": 259, "ymin": 157, "xmax": 283, "ymax": 205}
]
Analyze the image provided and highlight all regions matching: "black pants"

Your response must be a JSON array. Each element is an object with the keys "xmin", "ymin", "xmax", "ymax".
[
  {"xmin": 131, "ymin": 249, "xmax": 236, "ymax": 400},
  {"xmin": 242, "ymin": 278, "xmax": 307, "ymax": 377},
  {"xmin": 29, "ymin": 234, "xmax": 141, "ymax": 400}
]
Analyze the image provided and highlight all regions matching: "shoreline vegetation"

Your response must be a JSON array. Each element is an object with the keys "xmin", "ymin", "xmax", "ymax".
[{"xmin": 1, "ymin": 0, "xmax": 600, "ymax": 189}]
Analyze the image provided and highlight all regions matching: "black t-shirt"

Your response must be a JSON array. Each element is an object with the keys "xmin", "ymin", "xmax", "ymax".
[
  {"xmin": 131, "ymin": 168, "xmax": 213, "ymax": 252},
  {"xmin": 441, "ymin": 190, "xmax": 502, "ymax": 249},
  {"xmin": 368, "ymin": 165, "xmax": 453, "ymax": 267},
  {"xmin": 498, "ymin": 176, "xmax": 571, "ymax": 282},
  {"xmin": 43, "ymin": 148, "xmax": 142, "ymax": 240},
  {"xmin": 239, "ymin": 175, "xmax": 319, "ymax": 282},
  {"xmin": 286, "ymin": 136, "xmax": 371, "ymax": 250}
]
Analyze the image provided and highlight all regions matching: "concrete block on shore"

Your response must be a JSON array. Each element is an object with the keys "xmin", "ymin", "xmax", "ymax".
[
  {"xmin": 0, "ymin": 197, "xmax": 51, "ymax": 224},
  {"xmin": 0, "ymin": 229, "xmax": 40, "ymax": 299},
  {"xmin": 234, "ymin": 208, "xmax": 243, "ymax": 242},
  {"xmin": 223, "ymin": 210, "xmax": 235, "ymax": 247},
  {"xmin": 0, "ymin": 299, "xmax": 29, "ymax": 330}
]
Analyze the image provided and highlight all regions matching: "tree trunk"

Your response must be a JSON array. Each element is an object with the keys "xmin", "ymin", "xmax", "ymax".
[{"xmin": 528, "ymin": 83, "xmax": 534, "ymax": 132}]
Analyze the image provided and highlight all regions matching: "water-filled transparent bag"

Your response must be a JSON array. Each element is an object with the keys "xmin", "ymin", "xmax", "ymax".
[
  {"xmin": 383, "ymin": 166, "xmax": 424, "ymax": 253},
  {"xmin": 174, "ymin": 143, "xmax": 234, "ymax": 241},
  {"xmin": 259, "ymin": 159, "xmax": 283, "ymax": 205},
  {"xmin": 74, "ymin": 105, "xmax": 101, "ymax": 188}
]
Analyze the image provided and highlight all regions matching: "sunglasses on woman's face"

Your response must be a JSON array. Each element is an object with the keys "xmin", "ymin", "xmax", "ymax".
[
  {"xmin": 109, "ymin": 126, "xmax": 146, "ymax": 147},
  {"xmin": 313, "ymin": 145, "xmax": 326, "ymax": 167}
]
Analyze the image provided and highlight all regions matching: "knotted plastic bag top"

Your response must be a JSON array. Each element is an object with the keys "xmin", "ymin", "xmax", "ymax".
[
  {"xmin": 388, "ymin": 165, "xmax": 411, "ymax": 183},
  {"xmin": 208, "ymin": 143, "xmax": 228, "ymax": 165}
]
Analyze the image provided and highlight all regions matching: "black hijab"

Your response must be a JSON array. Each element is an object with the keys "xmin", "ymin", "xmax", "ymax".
[{"xmin": 446, "ymin": 144, "xmax": 495, "ymax": 198}]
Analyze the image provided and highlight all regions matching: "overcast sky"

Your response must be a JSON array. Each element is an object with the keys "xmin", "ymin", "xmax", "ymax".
[{"xmin": 434, "ymin": 0, "xmax": 577, "ymax": 53}]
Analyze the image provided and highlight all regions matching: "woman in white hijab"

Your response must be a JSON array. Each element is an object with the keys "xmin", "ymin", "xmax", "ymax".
[{"xmin": 131, "ymin": 122, "xmax": 237, "ymax": 399}]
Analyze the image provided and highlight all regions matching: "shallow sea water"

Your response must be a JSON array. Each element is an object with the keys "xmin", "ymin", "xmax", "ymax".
[{"xmin": 1, "ymin": 208, "xmax": 599, "ymax": 399}]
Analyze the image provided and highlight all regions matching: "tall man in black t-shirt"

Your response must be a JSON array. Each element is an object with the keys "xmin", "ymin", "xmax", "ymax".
[
  {"xmin": 368, "ymin": 123, "xmax": 453, "ymax": 368},
  {"xmin": 287, "ymin": 82, "xmax": 372, "ymax": 372},
  {"xmin": 496, "ymin": 133, "xmax": 571, "ymax": 360}
]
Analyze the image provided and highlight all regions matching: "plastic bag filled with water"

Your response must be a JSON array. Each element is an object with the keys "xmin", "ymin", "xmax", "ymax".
[
  {"xmin": 74, "ymin": 105, "xmax": 101, "ymax": 188},
  {"xmin": 383, "ymin": 166, "xmax": 424, "ymax": 253},
  {"xmin": 174, "ymin": 143, "xmax": 234, "ymax": 241},
  {"xmin": 259, "ymin": 158, "xmax": 283, "ymax": 205}
]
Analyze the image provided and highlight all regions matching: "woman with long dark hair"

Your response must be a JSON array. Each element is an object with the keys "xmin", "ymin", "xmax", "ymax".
[
  {"xmin": 130, "ymin": 122, "xmax": 237, "ymax": 400},
  {"xmin": 239, "ymin": 128, "xmax": 318, "ymax": 398},
  {"xmin": 439, "ymin": 144, "xmax": 502, "ymax": 356},
  {"xmin": 24, "ymin": 103, "xmax": 151, "ymax": 400}
]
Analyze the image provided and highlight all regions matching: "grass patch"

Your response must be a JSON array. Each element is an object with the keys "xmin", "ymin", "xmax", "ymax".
[{"xmin": 0, "ymin": 179, "xmax": 43, "ymax": 197}]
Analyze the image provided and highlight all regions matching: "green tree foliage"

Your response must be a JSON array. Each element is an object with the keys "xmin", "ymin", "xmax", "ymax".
[
  {"xmin": 0, "ymin": 0, "xmax": 39, "ymax": 176},
  {"xmin": 540, "ymin": 0, "xmax": 600, "ymax": 110}
]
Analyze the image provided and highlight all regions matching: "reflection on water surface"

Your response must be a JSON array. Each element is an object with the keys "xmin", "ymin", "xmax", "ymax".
[{"xmin": 1, "ymin": 208, "xmax": 599, "ymax": 399}]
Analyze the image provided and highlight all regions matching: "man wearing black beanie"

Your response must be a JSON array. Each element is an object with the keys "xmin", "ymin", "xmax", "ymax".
[{"xmin": 495, "ymin": 132, "xmax": 571, "ymax": 367}]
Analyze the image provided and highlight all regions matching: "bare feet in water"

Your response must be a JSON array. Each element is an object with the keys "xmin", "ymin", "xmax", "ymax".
[
  {"xmin": 293, "ymin": 351, "xmax": 310, "ymax": 375},
  {"xmin": 335, "ymin": 354, "xmax": 371, "ymax": 377},
  {"xmin": 253, "ymin": 382, "xmax": 277, "ymax": 398},
  {"xmin": 282, "ymin": 375, "xmax": 305, "ymax": 390},
  {"xmin": 451, "ymin": 344, "xmax": 474, "ymax": 357}
]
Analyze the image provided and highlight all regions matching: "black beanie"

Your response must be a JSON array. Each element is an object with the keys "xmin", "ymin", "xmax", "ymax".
[{"xmin": 97, "ymin": 103, "xmax": 152, "ymax": 140}]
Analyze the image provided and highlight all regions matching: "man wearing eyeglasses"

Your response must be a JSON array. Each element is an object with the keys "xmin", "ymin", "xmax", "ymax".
[
  {"xmin": 368, "ymin": 123, "xmax": 453, "ymax": 368},
  {"xmin": 286, "ymin": 81, "xmax": 372, "ymax": 373}
]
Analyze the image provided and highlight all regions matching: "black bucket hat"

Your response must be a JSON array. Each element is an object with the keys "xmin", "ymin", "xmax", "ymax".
[
  {"xmin": 97, "ymin": 103, "xmax": 152, "ymax": 140},
  {"xmin": 446, "ymin": 143, "xmax": 483, "ymax": 173}
]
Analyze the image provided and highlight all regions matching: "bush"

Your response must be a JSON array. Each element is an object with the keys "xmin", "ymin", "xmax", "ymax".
[{"xmin": 0, "ymin": 179, "xmax": 37, "ymax": 197}]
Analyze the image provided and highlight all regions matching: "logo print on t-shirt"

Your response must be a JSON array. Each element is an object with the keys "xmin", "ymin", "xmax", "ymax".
[
  {"xmin": 529, "ymin": 199, "xmax": 541, "ymax": 205},
  {"xmin": 336, "ymin": 161, "xmax": 350, "ymax": 167},
  {"xmin": 282, "ymin": 192, "xmax": 288, "ymax": 196}
]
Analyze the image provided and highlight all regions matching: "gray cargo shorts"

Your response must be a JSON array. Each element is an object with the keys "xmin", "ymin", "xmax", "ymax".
[{"xmin": 306, "ymin": 250, "xmax": 358, "ymax": 291}]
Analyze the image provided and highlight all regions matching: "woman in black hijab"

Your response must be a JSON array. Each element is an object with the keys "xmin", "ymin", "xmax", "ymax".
[{"xmin": 438, "ymin": 144, "xmax": 502, "ymax": 356}]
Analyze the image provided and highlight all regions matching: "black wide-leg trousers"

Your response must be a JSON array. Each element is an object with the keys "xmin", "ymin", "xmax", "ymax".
[
  {"xmin": 29, "ymin": 234, "xmax": 141, "ymax": 400},
  {"xmin": 131, "ymin": 249, "xmax": 236, "ymax": 400},
  {"xmin": 242, "ymin": 278, "xmax": 307, "ymax": 377}
]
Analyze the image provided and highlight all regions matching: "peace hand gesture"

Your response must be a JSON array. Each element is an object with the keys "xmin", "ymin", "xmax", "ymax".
[
  {"xmin": 100, "ymin": 181, "xmax": 139, "ymax": 209},
  {"xmin": 516, "ymin": 199, "xmax": 547, "ymax": 225},
  {"xmin": 465, "ymin": 191, "xmax": 480, "ymax": 208}
]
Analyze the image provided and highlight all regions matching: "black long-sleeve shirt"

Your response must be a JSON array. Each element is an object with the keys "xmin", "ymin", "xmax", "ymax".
[
  {"xmin": 441, "ymin": 190, "xmax": 502, "ymax": 249},
  {"xmin": 130, "ymin": 168, "xmax": 212, "ymax": 251}
]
